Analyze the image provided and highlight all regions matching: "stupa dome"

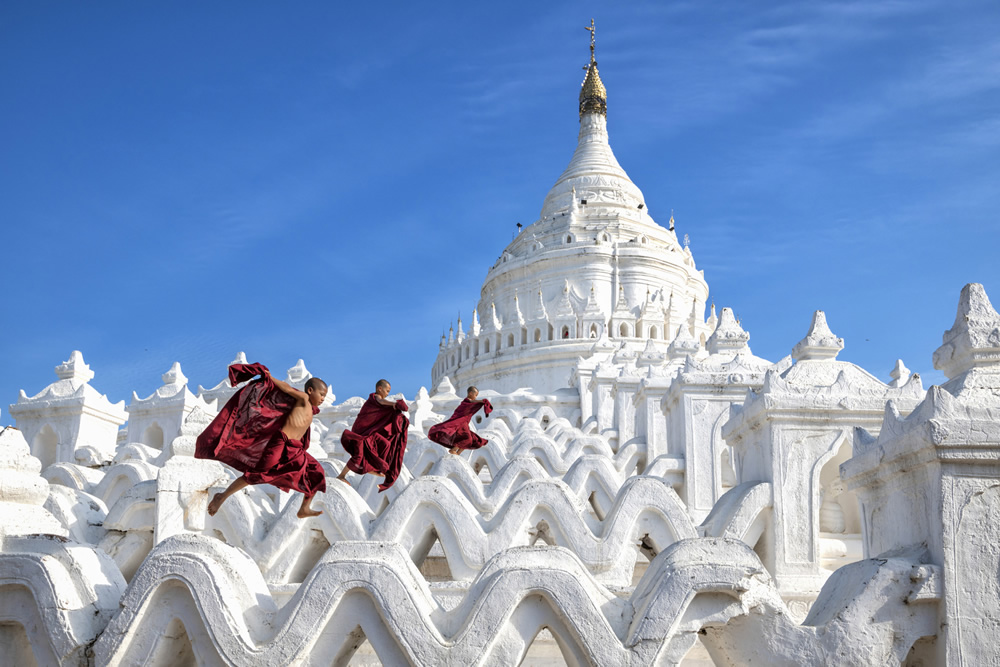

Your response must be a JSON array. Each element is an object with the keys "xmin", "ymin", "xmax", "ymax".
[{"xmin": 432, "ymin": 27, "xmax": 712, "ymax": 394}]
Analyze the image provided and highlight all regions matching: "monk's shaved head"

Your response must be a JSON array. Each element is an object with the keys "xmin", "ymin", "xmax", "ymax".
[
  {"xmin": 305, "ymin": 377, "xmax": 327, "ymax": 394},
  {"xmin": 376, "ymin": 379, "xmax": 390, "ymax": 391},
  {"xmin": 467, "ymin": 386, "xmax": 478, "ymax": 395}
]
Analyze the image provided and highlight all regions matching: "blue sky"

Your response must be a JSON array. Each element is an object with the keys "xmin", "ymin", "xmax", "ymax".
[{"xmin": 2, "ymin": 1, "xmax": 998, "ymax": 409}]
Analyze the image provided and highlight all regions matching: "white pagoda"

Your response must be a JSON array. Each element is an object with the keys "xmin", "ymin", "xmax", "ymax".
[{"xmin": 432, "ymin": 30, "xmax": 711, "ymax": 395}]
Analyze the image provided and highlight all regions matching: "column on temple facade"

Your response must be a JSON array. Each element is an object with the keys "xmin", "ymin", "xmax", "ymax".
[{"xmin": 841, "ymin": 283, "xmax": 1000, "ymax": 666}]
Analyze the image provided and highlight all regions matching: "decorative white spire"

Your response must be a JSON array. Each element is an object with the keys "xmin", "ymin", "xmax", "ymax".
[
  {"xmin": 613, "ymin": 285, "xmax": 630, "ymax": 317},
  {"xmin": 456, "ymin": 312, "xmax": 466, "ymax": 343},
  {"xmin": 933, "ymin": 283, "xmax": 1000, "ymax": 379},
  {"xmin": 532, "ymin": 285, "xmax": 549, "ymax": 321},
  {"xmin": 537, "ymin": 23, "xmax": 643, "ymax": 221},
  {"xmin": 54, "ymin": 350, "xmax": 94, "ymax": 384},
  {"xmin": 161, "ymin": 362, "xmax": 188, "ymax": 387},
  {"xmin": 286, "ymin": 359, "xmax": 312, "ymax": 386},
  {"xmin": 638, "ymin": 338, "xmax": 665, "ymax": 367},
  {"xmin": 707, "ymin": 307, "xmax": 751, "ymax": 356},
  {"xmin": 791, "ymin": 311, "xmax": 843, "ymax": 362},
  {"xmin": 889, "ymin": 359, "xmax": 912, "ymax": 388},
  {"xmin": 513, "ymin": 290, "xmax": 526, "ymax": 326},
  {"xmin": 553, "ymin": 280, "xmax": 576, "ymax": 318},
  {"xmin": 668, "ymin": 322, "xmax": 701, "ymax": 359},
  {"xmin": 471, "ymin": 308, "xmax": 481, "ymax": 337},
  {"xmin": 688, "ymin": 298, "xmax": 701, "ymax": 333},
  {"xmin": 582, "ymin": 286, "xmax": 604, "ymax": 316},
  {"xmin": 639, "ymin": 288, "xmax": 664, "ymax": 320},
  {"xmin": 489, "ymin": 302, "xmax": 503, "ymax": 331}
]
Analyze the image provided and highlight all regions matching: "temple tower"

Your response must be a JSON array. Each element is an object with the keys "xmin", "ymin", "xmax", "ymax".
[{"xmin": 432, "ymin": 22, "xmax": 711, "ymax": 394}]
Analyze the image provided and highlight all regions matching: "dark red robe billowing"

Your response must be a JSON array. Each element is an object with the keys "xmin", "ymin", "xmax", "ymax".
[
  {"xmin": 195, "ymin": 363, "xmax": 326, "ymax": 496},
  {"xmin": 428, "ymin": 398, "xmax": 493, "ymax": 451},
  {"xmin": 340, "ymin": 393, "xmax": 409, "ymax": 492}
]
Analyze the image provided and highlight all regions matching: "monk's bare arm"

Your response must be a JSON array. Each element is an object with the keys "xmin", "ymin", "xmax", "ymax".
[
  {"xmin": 374, "ymin": 395, "xmax": 397, "ymax": 407},
  {"xmin": 263, "ymin": 369, "xmax": 309, "ymax": 404}
]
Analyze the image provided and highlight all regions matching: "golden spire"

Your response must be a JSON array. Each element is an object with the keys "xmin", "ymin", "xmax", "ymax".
[{"xmin": 579, "ymin": 18, "xmax": 607, "ymax": 118}]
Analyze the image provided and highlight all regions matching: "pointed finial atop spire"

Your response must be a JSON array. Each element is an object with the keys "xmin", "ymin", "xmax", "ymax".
[
  {"xmin": 889, "ymin": 359, "xmax": 911, "ymax": 388},
  {"xmin": 585, "ymin": 18, "xmax": 596, "ymax": 63},
  {"xmin": 162, "ymin": 362, "xmax": 188, "ymax": 386},
  {"xmin": 579, "ymin": 19, "xmax": 607, "ymax": 118},
  {"xmin": 792, "ymin": 310, "xmax": 844, "ymax": 361},
  {"xmin": 54, "ymin": 350, "xmax": 94, "ymax": 384}
]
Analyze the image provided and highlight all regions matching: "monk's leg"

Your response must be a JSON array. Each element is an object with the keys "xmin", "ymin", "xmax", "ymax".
[
  {"xmin": 335, "ymin": 465, "xmax": 351, "ymax": 485},
  {"xmin": 297, "ymin": 493, "xmax": 323, "ymax": 518},
  {"xmin": 208, "ymin": 477, "xmax": 249, "ymax": 516}
]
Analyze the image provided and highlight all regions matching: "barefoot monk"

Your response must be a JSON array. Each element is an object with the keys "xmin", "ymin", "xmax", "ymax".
[
  {"xmin": 196, "ymin": 362, "xmax": 328, "ymax": 518},
  {"xmin": 337, "ymin": 378, "xmax": 409, "ymax": 491},
  {"xmin": 428, "ymin": 385, "xmax": 492, "ymax": 455}
]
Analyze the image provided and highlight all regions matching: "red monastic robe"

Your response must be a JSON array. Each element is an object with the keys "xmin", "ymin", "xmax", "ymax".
[
  {"xmin": 195, "ymin": 363, "xmax": 326, "ymax": 495},
  {"xmin": 428, "ymin": 398, "xmax": 493, "ymax": 451},
  {"xmin": 340, "ymin": 393, "xmax": 409, "ymax": 491}
]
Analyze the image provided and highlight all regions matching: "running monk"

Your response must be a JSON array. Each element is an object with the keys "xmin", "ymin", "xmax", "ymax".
[
  {"xmin": 337, "ymin": 379, "xmax": 409, "ymax": 491},
  {"xmin": 428, "ymin": 385, "xmax": 492, "ymax": 455},
  {"xmin": 196, "ymin": 363, "xmax": 327, "ymax": 518}
]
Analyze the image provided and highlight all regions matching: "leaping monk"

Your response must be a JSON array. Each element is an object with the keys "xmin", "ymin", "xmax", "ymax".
[
  {"xmin": 196, "ymin": 363, "xmax": 328, "ymax": 519},
  {"xmin": 428, "ymin": 385, "xmax": 492, "ymax": 454},
  {"xmin": 337, "ymin": 379, "xmax": 409, "ymax": 491}
]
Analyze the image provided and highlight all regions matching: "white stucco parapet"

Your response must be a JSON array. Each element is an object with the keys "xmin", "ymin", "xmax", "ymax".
[
  {"xmin": 841, "ymin": 283, "xmax": 1000, "ymax": 667},
  {"xmin": 9, "ymin": 351, "xmax": 127, "ymax": 468},
  {"xmin": 125, "ymin": 361, "xmax": 216, "ymax": 450}
]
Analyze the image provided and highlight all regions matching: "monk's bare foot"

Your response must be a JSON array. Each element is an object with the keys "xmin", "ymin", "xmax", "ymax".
[
  {"xmin": 336, "ymin": 476, "xmax": 351, "ymax": 485},
  {"xmin": 207, "ymin": 492, "xmax": 225, "ymax": 516},
  {"xmin": 297, "ymin": 506, "xmax": 323, "ymax": 518},
  {"xmin": 449, "ymin": 447, "xmax": 461, "ymax": 455}
]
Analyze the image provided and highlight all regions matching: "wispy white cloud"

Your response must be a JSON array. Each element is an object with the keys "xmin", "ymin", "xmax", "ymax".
[{"xmin": 612, "ymin": 0, "xmax": 937, "ymax": 132}]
